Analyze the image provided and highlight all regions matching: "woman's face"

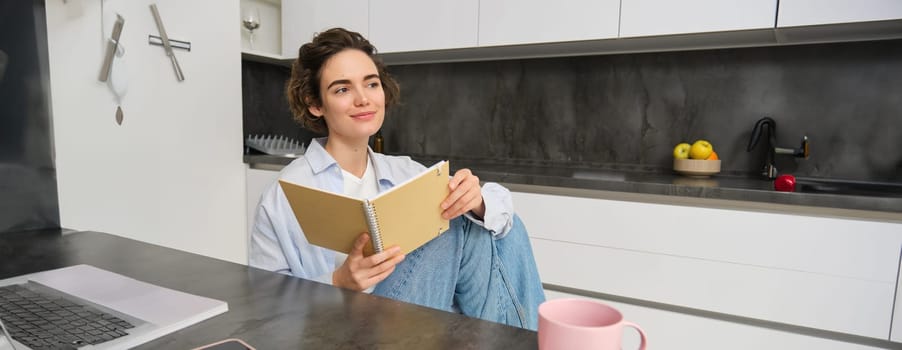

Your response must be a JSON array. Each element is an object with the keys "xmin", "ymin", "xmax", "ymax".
[{"xmin": 309, "ymin": 49, "xmax": 385, "ymax": 143}]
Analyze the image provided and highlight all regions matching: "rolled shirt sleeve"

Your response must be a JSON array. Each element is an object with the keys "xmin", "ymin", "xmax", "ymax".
[{"xmin": 463, "ymin": 182, "xmax": 514, "ymax": 239}]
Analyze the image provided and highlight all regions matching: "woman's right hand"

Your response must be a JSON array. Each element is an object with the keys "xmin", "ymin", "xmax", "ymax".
[{"xmin": 332, "ymin": 233, "xmax": 405, "ymax": 291}]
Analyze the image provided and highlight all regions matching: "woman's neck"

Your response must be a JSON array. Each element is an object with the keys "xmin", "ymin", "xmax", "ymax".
[{"xmin": 324, "ymin": 136, "xmax": 369, "ymax": 178}]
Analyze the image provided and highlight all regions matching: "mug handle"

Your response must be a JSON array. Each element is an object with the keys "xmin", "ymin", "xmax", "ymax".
[{"xmin": 623, "ymin": 321, "xmax": 648, "ymax": 350}]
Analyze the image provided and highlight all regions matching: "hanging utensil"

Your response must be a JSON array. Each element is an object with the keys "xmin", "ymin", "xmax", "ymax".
[
  {"xmin": 99, "ymin": 14, "xmax": 124, "ymax": 82},
  {"xmin": 115, "ymin": 106, "xmax": 124, "ymax": 125},
  {"xmin": 149, "ymin": 4, "xmax": 184, "ymax": 81},
  {"xmin": 108, "ymin": 24, "xmax": 128, "ymax": 125}
]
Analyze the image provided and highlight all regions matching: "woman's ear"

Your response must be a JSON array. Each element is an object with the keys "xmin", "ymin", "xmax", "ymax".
[
  {"xmin": 308, "ymin": 104, "xmax": 323, "ymax": 118},
  {"xmin": 306, "ymin": 95, "xmax": 324, "ymax": 117}
]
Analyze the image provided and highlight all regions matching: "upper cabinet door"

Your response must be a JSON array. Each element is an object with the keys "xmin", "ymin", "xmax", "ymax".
[
  {"xmin": 777, "ymin": 0, "xmax": 902, "ymax": 27},
  {"xmin": 478, "ymin": 0, "xmax": 620, "ymax": 47},
  {"xmin": 620, "ymin": 0, "xmax": 777, "ymax": 38},
  {"xmin": 369, "ymin": 0, "xmax": 479, "ymax": 53},
  {"xmin": 281, "ymin": 0, "xmax": 369, "ymax": 58}
]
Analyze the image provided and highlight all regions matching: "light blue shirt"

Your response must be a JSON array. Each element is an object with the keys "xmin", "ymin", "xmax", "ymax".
[{"xmin": 249, "ymin": 137, "xmax": 515, "ymax": 285}]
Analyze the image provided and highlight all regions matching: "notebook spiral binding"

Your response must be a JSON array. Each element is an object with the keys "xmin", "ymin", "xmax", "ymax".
[{"xmin": 363, "ymin": 200, "xmax": 384, "ymax": 253}]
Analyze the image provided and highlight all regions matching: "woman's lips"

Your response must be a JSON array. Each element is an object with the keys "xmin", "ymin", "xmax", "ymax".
[{"xmin": 352, "ymin": 111, "xmax": 376, "ymax": 119}]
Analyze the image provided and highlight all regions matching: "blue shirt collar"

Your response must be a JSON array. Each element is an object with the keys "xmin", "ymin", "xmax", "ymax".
[
  {"xmin": 303, "ymin": 138, "xmax": 338, "ymax": 176},
  {"xmin": 305, "ymin": 137, "xmax": 398, "ymax": 190}
]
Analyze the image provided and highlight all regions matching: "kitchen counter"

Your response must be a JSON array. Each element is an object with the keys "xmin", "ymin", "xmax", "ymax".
[
  {"xmin": 244, "ymin": 154, "xmax": 902, "ymax": 219},
  {"xmin": 1, "ymin": 229, "xmax": 537, "ymax": 349}
]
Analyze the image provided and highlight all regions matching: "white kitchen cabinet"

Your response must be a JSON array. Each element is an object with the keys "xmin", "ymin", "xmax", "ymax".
[
  {"xmin": 544, "ymin": 290, "xmax": 890, "ymax": 350},
  {"xmin": 369, "ymin": 0, "xmax": 478, "ymax": 53},
  {"xmin": 281, "ymin": 0, "xmax": 369, "ymax": 58},
  {"xmin": 892, "ymin": 245, "xmax": 902, "ymax": 343},
  {"xmin": 513, "ymin": 190, "xmax": 902, "ymax": 339},
  {"xmin": 478, "ymin": 0, "xmax": 620, "ymax": 47},
  {"xmin": 777, "ymin": 0, "xmax": 902, "ymax": 27},
  {"xmin": 619, "ymin": 0, "xmax": 777, "ymax": 38}
]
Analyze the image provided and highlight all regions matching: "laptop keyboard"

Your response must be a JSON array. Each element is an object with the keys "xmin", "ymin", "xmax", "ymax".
[{"xmin": 0, "ymin": 283, "xmax": 135, "ymax": 350}]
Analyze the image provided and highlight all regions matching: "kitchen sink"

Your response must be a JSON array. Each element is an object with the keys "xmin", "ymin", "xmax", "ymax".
[
  {"xmin": 571, "ymin": 170, "xmax": 627, "ymax": 181},
  {"xmin": 794, "ymin": 177, "xmax": 902, "ymax": 198}
]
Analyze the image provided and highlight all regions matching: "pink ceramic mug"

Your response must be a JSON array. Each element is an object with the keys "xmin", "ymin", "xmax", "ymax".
[{"xmin": 538, "ymin": 298, "xmax": 647, "ymax": 350}]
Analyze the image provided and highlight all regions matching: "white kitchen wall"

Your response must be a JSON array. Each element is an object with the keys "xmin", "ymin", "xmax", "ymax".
[{"xmin": 45, "ymin": 0, "xmax": 247, "ymax": 264}]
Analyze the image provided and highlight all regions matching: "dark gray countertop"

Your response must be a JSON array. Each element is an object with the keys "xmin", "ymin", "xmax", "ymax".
[
  {"xmin": 244, "ymin": 154, "xmax": 902, "ymax": 216},
  {"xmin": 0, "ymin": 229, "xmax": 538, "ymax": 349}
]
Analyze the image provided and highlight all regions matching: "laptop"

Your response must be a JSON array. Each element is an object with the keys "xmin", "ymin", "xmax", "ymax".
[{"xmin": 0, "ymin": 265, "xmax": 228, "ymax": 349}]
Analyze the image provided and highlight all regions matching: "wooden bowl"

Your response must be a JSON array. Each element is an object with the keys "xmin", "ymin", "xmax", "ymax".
[{"xmin": 673, "ymin": 158, "xmax": 721, "ymax": 177}]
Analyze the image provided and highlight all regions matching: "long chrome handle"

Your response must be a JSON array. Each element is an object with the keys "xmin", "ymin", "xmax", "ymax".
[
  {"xmin": 169, "ymin": 55, "xmax": 184, "ymax": 81},
  {"xmin": 149, "ymin": 4, "xmax": 184, "ymax": 81},
  {"xmin": 98, "ymin": 14, "xmax": 124, "ymax": 82}
]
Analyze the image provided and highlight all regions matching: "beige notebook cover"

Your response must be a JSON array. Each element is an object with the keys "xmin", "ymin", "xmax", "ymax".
[{"xmin": 279, "ymin": 161, "xmax": 450, "ymax": 256}]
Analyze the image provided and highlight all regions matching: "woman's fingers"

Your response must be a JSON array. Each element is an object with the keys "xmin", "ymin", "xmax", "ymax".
[
  {"xmin": 443, "ymin": 187, "xmax": 476, "ymax": 218},
  {"xmin": 348, "ymin": 246, "xmax": 404, "ymax": 287},
  {"xmin": 349, "ymin": 232, "xmax": 370, "ymax": 257},
  {"xmin": 448, "ymin": 168, "xmax": 471, "ymax": 191},
  {"xmin": 442, "ymin": 169, "xmax": 482, "ymax": 219},
  {"xmin": 363, "ymin": 252, "xmax": 405, "ymax": 285},
  {"xmin": 442, "ymin": 172, "xmax": 468, "ymax": 208},
  {"xmin": 363, "ymin": 246, "xmax": 401, "ymax": 266}
]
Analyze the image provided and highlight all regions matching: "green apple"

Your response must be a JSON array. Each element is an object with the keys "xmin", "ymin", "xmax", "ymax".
[
  {"xmin": 673, "ymin": 143, "xmax": 691, "ymax": 159},
  {"xmin": 689, "ymin": 140, "xmax": 714, "ymax": 159}
]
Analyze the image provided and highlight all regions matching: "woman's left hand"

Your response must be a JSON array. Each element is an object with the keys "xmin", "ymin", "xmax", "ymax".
[{"xmin": 441, "ymin": 168, "xmax": 486, "ymax": 220}]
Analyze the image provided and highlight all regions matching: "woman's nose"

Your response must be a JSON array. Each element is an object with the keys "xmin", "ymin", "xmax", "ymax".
[{"xmin": 354, "ymin": 89, "xmax": 369, "ymax": 106}]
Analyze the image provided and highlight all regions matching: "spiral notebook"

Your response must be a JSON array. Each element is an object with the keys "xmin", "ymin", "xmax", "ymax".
[{"xmin": 279, "ymin": 161, "xmax": 450, "ymax": 256}]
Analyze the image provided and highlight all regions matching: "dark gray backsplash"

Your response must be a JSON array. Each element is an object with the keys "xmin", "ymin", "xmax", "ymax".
[
  {"xmin": 243, "ymin": 39, "xmax": 902, "ymax": 182},
  {"xmin": 0, "ymin": 0, "xmax": 60, "ymax": 233},
  {"xmin": 242, "ymin": 60, "xmax": 320, "ymax": 146}
]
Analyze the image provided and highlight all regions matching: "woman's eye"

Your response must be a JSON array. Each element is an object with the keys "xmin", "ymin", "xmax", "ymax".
[
  {"xmin": 367, "ymin": 81, "xmax": 381, "ymax": 88},
  {"xmin": 335, "ymin": 87, "xmax": 348, "ymax": 94}
]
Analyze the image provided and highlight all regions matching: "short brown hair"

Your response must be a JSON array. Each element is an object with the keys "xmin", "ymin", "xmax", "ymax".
[{"xmin": 285, "ymin": 28, "xmax": 400, "ymax": 135}]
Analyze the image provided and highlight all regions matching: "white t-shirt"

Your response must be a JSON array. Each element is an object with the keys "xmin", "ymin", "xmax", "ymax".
[{"xmin": 341, "ymin": 156, "xmax": 379, "ymax": 200}]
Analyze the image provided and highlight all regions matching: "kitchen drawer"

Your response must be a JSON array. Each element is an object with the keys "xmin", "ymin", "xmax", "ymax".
[
  {"xmin": 513, "ymin": 191, "xmax": 902, "ymax": 283},
  {"xmin": 533, "ymin": 237, "xmax": 895, "ymax": 339}
]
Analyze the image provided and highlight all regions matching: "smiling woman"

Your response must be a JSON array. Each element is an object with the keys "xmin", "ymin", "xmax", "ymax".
[
  {"xmin": 308, "ymin": 50, "xmax": 387, "ymax": 153},
  {"xmin": 285, "ymin": 28, "xmax": 399, "ymax": 137},
  {"xmin": 250, "ymin": 28, "xmax": 546, "ymax": 330}
]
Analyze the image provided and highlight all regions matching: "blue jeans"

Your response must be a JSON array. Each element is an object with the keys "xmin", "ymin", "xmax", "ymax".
[{"xmin": 373, "ymin": 214, "xmax": 545, "ymax": 330}]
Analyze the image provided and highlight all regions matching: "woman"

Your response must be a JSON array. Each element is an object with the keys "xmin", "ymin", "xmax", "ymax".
[{"xmin": 249, "ymin": 28, "xmax": 544, "ymax": 329}]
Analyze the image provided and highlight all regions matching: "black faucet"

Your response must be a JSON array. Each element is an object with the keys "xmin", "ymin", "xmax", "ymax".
[{"xmin": 746, "ymin": 117, "xmax": 809, "ymax": 179}]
